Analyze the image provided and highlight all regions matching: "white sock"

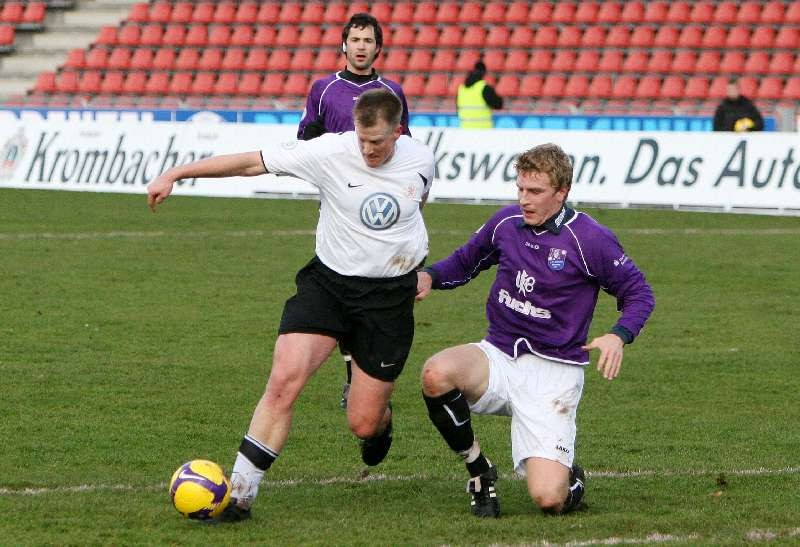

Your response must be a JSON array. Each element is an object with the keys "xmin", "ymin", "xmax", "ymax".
[{"xmin": 230, "ymin": 453, "xmax": 265, "ymax": 509}]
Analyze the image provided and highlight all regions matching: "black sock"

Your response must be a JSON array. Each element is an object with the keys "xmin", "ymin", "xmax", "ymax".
[
  {"xmin": 465, "ymin": 453, "xmax": 491, "ymax": 477},
  {"xmin": 423, "ymin": 389, "xmax": 476, "ymax": 453},
  {"xmin": 239, "ymin": 435, "xmax": 277, "ymax": 471}
]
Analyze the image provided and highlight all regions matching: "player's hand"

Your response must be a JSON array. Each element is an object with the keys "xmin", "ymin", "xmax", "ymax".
[
  {"xmin": 415, "ymin": 271, "xmax": 433, "ymax": 301},
  {"xmin": 147, "ymin": 175, "xmax": 175, "ymax": 213},
  {"xmin": 582, "ymin": 333, "xmax": 624, "ymax": 380}
]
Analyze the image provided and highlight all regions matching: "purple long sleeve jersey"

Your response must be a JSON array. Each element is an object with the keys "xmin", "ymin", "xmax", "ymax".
[
  {"xmin": 297, "ymin": 69, "xmax": 411, "ymax": 139},
  {"xmin": 427, "ymin": 205, "xmax": 655, "ymax": 365}
]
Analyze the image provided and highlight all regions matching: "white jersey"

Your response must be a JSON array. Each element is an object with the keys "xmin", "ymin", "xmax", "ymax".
[{"xmin": 260, "ymin": 132, "xmax": 434, "ymax": 278}]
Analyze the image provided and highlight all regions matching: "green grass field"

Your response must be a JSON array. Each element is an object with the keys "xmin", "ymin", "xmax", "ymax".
[{"xmin": 1, "ymin": 188, "xmax": 798, "ymax": 545}]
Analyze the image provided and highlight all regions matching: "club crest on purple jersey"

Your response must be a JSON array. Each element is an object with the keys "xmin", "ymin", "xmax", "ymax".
[{"xmin": 547, "ymin": 248, "xmax": 567, "ymax": 271}]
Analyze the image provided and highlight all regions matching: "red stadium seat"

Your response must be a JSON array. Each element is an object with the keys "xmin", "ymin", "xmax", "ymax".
[
  {"xmin": 660, "ymin": 76, "xmax": 685, "ymax": 99},
  {"xmin": 100, "ymin": 71, "xmax": 124, "ymax": 95},
  {"xmin": 401, "ymin": 74, "xmax": 425, "ymax": 97},
  {"xmin": 297, "ymin": 25, "xmax": 322, "ymax": 47},
  {"xmin": 719, "ymin": 51, "xmax": 745, "ymax": 74},
  {"xmin": 533, "ymin": 26, "xmax": 558, "ymax": 48},
  {"xmin": 508, "ymin": 26, "xmax": 534, "ymax": 48},
  {"xmin": 412, "ymin": 1, "xmax": 437, "ymax": 24},
  {"xmin": 695, "ymin": 51, "xmax": 721, "ymax": 74},
  {"xmin": 684, "ymin": 77, "xmax": 709, "ymax": 99},
  {"xmin": 452, "ymin": 50, "xmax": 480, "ymax": 72},
  {"xmin": 253, "ymin": 26, "xmax": 276, "ymax": 47},
  {"xmin": 230, "ymin": 25, "xmax": 254, "ymax": 47},
  {"xmin": 162, "ymin": 24, "xmax": 186, "ymax": 47},
  {"xmin": 237, "ymin": 73, "xmax": 261, "ymax": 96},
  {"xmin": 738, "ymin": 77, "xmax": 758, "ymax": 98},
  {"xmin": 208, "ymin": 25, "xmax": 232, "ymax": 47},
  {"xmin": 557, "ymin": 26, "xmax": 581, "ymax": 48},
  {"xmin": 768, "ymin": 52, "xmax": 794, "ymax": 75},
  {"xmin": 22, "ymin": 2, "xmax": 46, "ymax": 26},
  {"xmin": 127, "ymin": 2, "xmax": 149, "ymax": 23},
  {"xmin": 435, "ymin": 2, "xmax": 460, "ymax": 24},
  {"xmin": 598, "ymin": 50, "xmax": 623, "ymax": 72},
  {"xmin": 78, "ymin": 70, "xmax": 103, "ymax": 95},
  {"xmin": 423, "ymin": 74, "xmax": 449, "ymax": 97},
  {"xmin": 191, "ymin": 72, "xmax": 216, "ymax": 95},
  {"xmin": 581, "ymin": 26, "xmax": 606, "ymax": 48},
  {"xmin": 708, "ymin": 76, "xmax": 730, "ymax": 99},
  {"xmin": 168, "ymin": 72, "xmax": 193, "ymax": 95},
  {"xmin": 518, "ymin": 75, "xmax": 543, "ymax": 98},
  {"xmin": 620, "ymin": 1, "xmax": 645, "ymax": 23},
  {"xmin": 459, "ymin": 2, "xmax": 483, "ymax": 24},
  {"xmin": 391, "ymin": 25, "xmax": 416, "ymax": 48},
  {"xmin": 462, "ymin": 26, "xmax": 487, "ymax": 48},
  {"xmin": 278, "ymin": 3, "xmax": 303, "ymax": 24},
  {"xmin": 690, "ymin": 2, "xmax": 714, "ymax": 23},
  {"xmin": 504, "ymin": 1, "xmax": 529, "ymax": 24},
  {"xmin": 129, "ymin": 48, "xmax": 153, "ymax": 70},
  {"xmin": 774, "ymin": 28, "xmax": 799, "ymax": 49},
  {"xmin": 169, "ymin": 2, "xmax": 192, "ymax": 23},
  {"xmin": 275, "ymin": 25, "xmax": 301, "ymax": 47},
  {"xmin": 761, "ymin": 1, "xmax": 785, "ymax": 24},
  {"xmin": 344, "ymin": 2, "xmax": 370, "ymax": 20},
  {"xmin": 260, "ymin": 73, "xmax": 284, "ymax": 95},
  {"xmin": 552, "ymin": 50, "xmax": 576, "ymax": 72},
  {"xmin": 389, "ymin": 2, "xmax": 413, "ymax": 23},
  {"xmin": 528, "ymin": 50, "xmax": 553, "ymax": 72},
  {"xmin": 214, "ymin": 72, "xmax": 237, "ymax": 95},
  {"xmin": 743, "ymin": 52, "xmax": 770, "ymax": 75},
  {"xmin": 677, "ymin": 26, "xmax": 703, "ymax": 48},
  {"xmin": 605, "ymin": 26, "xmax": 630, "ymax": 47},
  {"xmin": 653, "ymin": 26, "xmax": 679, "ymax": 48},
  {"xmin": 482, "ymin": 1, "xmax": 507, "ymax": 24},
  {"xmin": 622, "ymin": 51, "xmax": 648, "ymax": 73},
  {"xmin": 117, "ymin": 25, "xmax": 141, "ymax": 47},
  {"xmin": 541, "ymin": 75, "xmax": 567, "ymax": 98},
  {"xmin": 644, "ymin": 1, "xmax": 669, "ymax": 22},
  {"xmin": 300, "ymin": 1, "xmax": 324, "ymax": 24},
  {"xmin": 596, "ymin": 1, "xmax": 622, "ymax": 23},
  {"xmin": 529, "ymin": 2, "xmax": 553, "ymax": 23},
  {"xmin": 192, "ymin": 2, "xmax": 216, "ymax": 24},
  {"xmin": 648, "ymin": 50, "xmax": 673, "ymax": 73},
  {"xmin": 291, "ymin": 49, "xmax": 314, "ymax": 71},
  {"xmin": 214, "ymin": 2, "xmax": 236, "ymax": 24},
  {"xmin": 172, "ymin": 48, "xmax": 197, "ymax": 71},
  {"xmin": 757, "ymin": 77, "xmax": 783, "ymax": 100},
  {"xmin": 574, "ymin": 1, "xmax": 599, "ymax": 23},
  {"xmin": 485, "ymin": 26, "xmax": 509, "ymax": 48},
  {"xmin": 321, "ymin": 2, "xmax": 346, "ymax": 24},
  {"xmin": 85, "ymin": 48, "xmax": 108, "ymax": 70},
  {"xmin": 630, "ymin": 26, "xmax": 655, "ymax": 47},
  {"xmin": 666, "ymin": 1, "xmax": 691, "ymax": 23},
  {"xmin": 268, "ymin": 50, "xmax": 291, "ymax": 71},
  {"xmin": 197, "ymin": 48, "xmax": 222, "ymax": 71},
  {"xmin": 701, "ymin": 26, "xmax": 726, "ymax": 48},
  {"xmin": 431, "ymin": 50, "xmax": 456, "ymax": 71},
  {"xmin": 369, "ymin": 2, "xmax": 392, "ymax": 23},
  {"xmin": 140, "ymin": 24, "xmax": 164, "ymax": 47},
  {"xmin": 244, "ymin": 48, "xmax": 269, "ymax": 71},
  {"xmin": 671, "ymin": 51, "xmax": 697, "ymax": 73},
  {"xmin": 415, "ymin": 25, "xmax": 440, "ymax": 48},
  {"xmin": 750, "ymin": 26, "xmax": 775, "ymax": 49},
  {"xmin": 737, "ymin": 1, "xmax": 762, "ymax": 24},
  {"xmin": 635, "ymin": 76, "xmax": 661, "ymax": 99},
  {"xmin": 726, "ymin": 26, "xmax": 750, "ymax": 49},
  {"xmin": 437, "ymin": 25, "xmax": 462, "ymax": 47},
  {"xmin": 564, "ymin": 75, "xmax": 590, "ymax": 98},
  {"xmin": 107, "ymin": 47, "xmax": 131, "ymax": 70},
  {"xmin": 588, "ymin": 75, "xmax": 612, "ymax": 98},
  {"xmin": 256, "ymin": 3, "xmax": 280, "ymax": 24},
  {"xmin": 149, "ymin": 1, "xmax": 171, "ymax": 23},
  {"xmin": 221, "ymin": 48, "xmax": 246, "ymax": 71},
  {"xmin": 185, "ymin": 24, "xmax": 208, "ymax": 47},
  {"xmin": 611, "ymin": 75, "xmax": 636, "ymax": 99},
  {"xmin": 504, "ymin": 50, "xmax": 529, "ymax": 72},
  {"xmin": 409, "ymin": 49, "xmax": 433, "ymax": 72},
  {"xmin": 123, "ymin": 71, "xmax": 148, "ymax": 95},
  {"xmin": 495, "ymin": 74, "xmax": 520, "ymax": 97},
  {"xmin": 575, "ymin": 50, "xmax": 600, "ymax": 72},
  {"xmin": 55, "ymin": 71, "xmax": 79, "ymax": 94},
  {"xmin": 551, "ymin": 2, "xmax": 576, "ymax": 23},
  {"xmin": 713, "ymin": 1, "xmax": 738, "ymax": 24},
  {"xmin": 34, "ymin": 71, "xmax": 56, "ymax": 93},
  {"xmin": 235, "ymin": 2, "xmax": 258, "ymax": 24},
  {"xmin": 381, "ymin": 50, "xmax": 409, "ymax": 72},
  {"xmin": 64, "ymin": 49, "xmax": 86, "ymax": 69},
  {"xmin": 783, "ymin": 78, "xmax": 800, "ymax": 100}
]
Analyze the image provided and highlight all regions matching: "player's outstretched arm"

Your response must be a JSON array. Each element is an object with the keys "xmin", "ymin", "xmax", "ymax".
[
  {"xmin": 415, "ymin": 270, "xmax": 434, "ymax": 301},
  {"xmin": 147, "ymin": 151, "xmax": 266, "ymax": 212},
  {"xmin": 581, "ymin": 333, "xmax": 624, "ymax": 380}
]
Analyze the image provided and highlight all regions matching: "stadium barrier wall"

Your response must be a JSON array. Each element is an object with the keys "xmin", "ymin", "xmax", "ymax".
[{"xmin": 1, "ymin": 120, "xmax": 799, "ymax": 215}]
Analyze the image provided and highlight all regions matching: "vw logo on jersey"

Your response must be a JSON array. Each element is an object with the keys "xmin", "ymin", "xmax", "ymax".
[{"xmin": 360, "ymin": 193, "xmax": 400, "ymax": 230}]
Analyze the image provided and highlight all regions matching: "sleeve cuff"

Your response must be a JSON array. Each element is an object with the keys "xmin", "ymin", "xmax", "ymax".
[
  {"xmin": 421, "ymin": 266, "xmax": 439, "ymax": 286},
  {"xmin": 610, "ymin": 325, "xmax": 634, "ymax": 345}
]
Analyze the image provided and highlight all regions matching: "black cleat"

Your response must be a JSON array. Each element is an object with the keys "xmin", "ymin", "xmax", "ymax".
[
  {"xmin": 563, "ymin": 464, "xmax": 587, "ymax": 513},
  {"xmin": 359, "ymin": 414, "xmax": 393, "ymax": 466},
  {"xmin": 214, "ymin": 498, "xmax": 251, "ymax": 523},
  {"xmin": 340, "ymin": 382, "xmax": 350, "ymax": 410},
  {"xmin": 467, "ymin": 465, "xmax": 500, "ymax": 518}
]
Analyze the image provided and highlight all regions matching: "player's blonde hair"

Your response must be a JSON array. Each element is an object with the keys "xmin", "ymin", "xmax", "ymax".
[
  {"xmin": 515, "ymin": 143, "xmax": 573, "ymax": 192},
  {"xmin": 354, "ymin": 89, "xmax": 402, "ymax": 129}
]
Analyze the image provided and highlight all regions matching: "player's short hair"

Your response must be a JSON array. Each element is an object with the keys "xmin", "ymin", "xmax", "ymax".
[
  {"xmin": 515, "ymin": 143, "xmax": 573, "ymax": 192},
  {"xmin": 342, "ymin": 13, "xmax": 383, "ymax": 50},
  {"xmin": 354, "ymin": 89, "xmax": 402, "ymax": 129}
]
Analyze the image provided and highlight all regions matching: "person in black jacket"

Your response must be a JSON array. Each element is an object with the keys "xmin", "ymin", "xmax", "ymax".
[
  {"xmin": 456, "ymin": 61, "xmax": 504, "ymax": 128},
  {"xmin": 713, "ymin": 79, "xmax": 764, "ymax": 132}
]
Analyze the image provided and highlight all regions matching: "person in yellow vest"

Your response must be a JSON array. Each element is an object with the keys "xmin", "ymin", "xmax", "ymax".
[{"xmin": 457, "ymin": 61, "xmax": 504, "ymax": 129}]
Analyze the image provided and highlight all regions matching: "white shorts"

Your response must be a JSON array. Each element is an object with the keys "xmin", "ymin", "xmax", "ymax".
[{"xmin": 470, "ymin": 340, "xmax": 585, "ymax": 475}]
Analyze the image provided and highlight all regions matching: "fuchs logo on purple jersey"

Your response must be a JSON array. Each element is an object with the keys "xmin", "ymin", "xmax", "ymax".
[
  {"xmin": 360, "ymin": 192, "xmax": 400, "ymax": 230},
  {"xmin": 547, "ymin": 248, "xmax": 567, "ymax": 271}
]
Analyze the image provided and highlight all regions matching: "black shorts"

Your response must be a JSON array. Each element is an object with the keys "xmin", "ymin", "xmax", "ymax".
[{"xmin": 279, "ymin": 256, "xmax": 417, "ymax": 382}]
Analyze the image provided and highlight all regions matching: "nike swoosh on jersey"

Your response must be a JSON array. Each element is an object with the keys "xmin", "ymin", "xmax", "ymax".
[
  {"xmin": 347, "ymin": 183, "xmax": 364, "ymax": 188},
  {"xmin": 418, "ymin": 173, "xmax": 429, "ymax": 185}
]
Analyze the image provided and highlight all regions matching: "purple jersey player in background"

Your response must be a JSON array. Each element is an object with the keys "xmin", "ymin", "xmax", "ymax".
[
  {"xmin": 297, "ymin": 13, "xmax": 411, "ymax": 141},
  {"xmin": 297, "ymin": 13, "xmax": 412, "ymax": 410},
  {"xmin": 415, "ymin": 143, "xmax": 655, "ymax": 518}
]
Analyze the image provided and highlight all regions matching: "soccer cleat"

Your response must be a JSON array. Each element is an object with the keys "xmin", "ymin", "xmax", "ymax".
[
  {"xmin": 467, "ymin": 465, "xmax": 500, "ymax": 518},
  {"xmin": 564, "ymin": 463, "xmax": 587, "ymax": 513},
  {"xmin": 214, "ymin": 498, "xmax": 251, "ymax": 523},
  {"xmin": 340, "ymin": 382, "xmax": 350, "ymax": 410},
  {"xmin": 359, "ymin": 413, "xmax": 393, "ymax": 466}
]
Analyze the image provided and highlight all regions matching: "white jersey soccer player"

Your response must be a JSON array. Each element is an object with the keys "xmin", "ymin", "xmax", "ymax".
[{"xmin": 261, "ymin": 132, "xmax": 433, "ymax": 278}]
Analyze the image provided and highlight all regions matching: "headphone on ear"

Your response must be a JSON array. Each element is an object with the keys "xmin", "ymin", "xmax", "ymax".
[{"xmin": 342, "ymin": 43, "xmax": 347, "ymax": 53}]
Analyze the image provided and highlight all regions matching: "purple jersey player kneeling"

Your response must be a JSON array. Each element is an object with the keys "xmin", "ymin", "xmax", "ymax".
[{"xmin": 415, "ymin": 143, "xmax": 655, "ymax": 518}]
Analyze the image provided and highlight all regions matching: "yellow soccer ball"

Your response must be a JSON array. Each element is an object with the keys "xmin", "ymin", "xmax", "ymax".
[{"xmin": 169, "ymin": 460, "xmax": 231, "ymax": 520}]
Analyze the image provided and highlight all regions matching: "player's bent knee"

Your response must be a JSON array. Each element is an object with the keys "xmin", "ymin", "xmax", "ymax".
[
  {"xmin": 348, "ymin": 416, "xmax": 382, "ymax": 439},
  {"xmin": 420, "ymin": 358, "xmax": 454, "ymax": 394},
  {"xmin": 528, "ymin": 486, "xmax": 566, "ymax": 514}
]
